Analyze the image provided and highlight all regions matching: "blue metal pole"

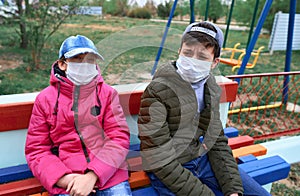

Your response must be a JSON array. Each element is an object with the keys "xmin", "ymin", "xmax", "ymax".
[
  {"xmin": 190, "ymin": 0, "xmax": 195, "ymax": 23},
  {"xmin": 223, "ymin": 0, "xmax": 235, "ymax": 48},
  {"xmin": 236, "ymin": 0, "xmax": 273, "ymax": 81},
  {"xmin": 205, "ymin": 0, "xmax": 210, "ymax": 21},
  {"xmin": 151, "ymin": 0, "xmax": 178, "ymax": 76},
  {"xmin": 246, "ymin": 0, "xmax": 259, "ymax": 47},
  {"xmin": 283, "ymin": 0, "xmax": 297, "ymax": 104}
]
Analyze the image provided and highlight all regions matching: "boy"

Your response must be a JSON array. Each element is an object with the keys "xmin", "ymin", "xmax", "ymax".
[{"xmin": 138, "ymin": 22, "xmax": 271, "ymax": 196}]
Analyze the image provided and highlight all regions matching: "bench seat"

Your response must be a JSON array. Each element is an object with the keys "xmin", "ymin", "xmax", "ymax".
[{"xmin": 0, "ymin": 143, "xmax": 286, "ymax": 196}]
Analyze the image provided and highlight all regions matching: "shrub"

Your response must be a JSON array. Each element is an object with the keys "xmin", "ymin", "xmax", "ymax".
[
  {"xmin": 127, "ymin": 7, "xmax": 151, "ymax": 19},
  {"xmin": 103, "ymin": 0, "xmax": 128, "ymax": 16},
  {"xmin": 157, "ymin": 2, "xmax": 177, "ymax": 19}
]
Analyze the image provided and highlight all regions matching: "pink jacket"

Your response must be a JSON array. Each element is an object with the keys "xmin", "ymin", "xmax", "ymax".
[{"xmin": 25, "ymin": 62, "xmax": 130, "ymax": 194}]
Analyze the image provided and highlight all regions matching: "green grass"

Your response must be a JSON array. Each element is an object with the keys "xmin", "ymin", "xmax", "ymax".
[
  {"xmin": 0, "ymin": 66, "xmax": 50, "ymax": 94},
  {"xmin": 271, "ymin": 162, "xmax": 300, "ymax": 195},
  {"xmin": 271, "ymin": 183, "xmax": 300, "ymax": 196}
]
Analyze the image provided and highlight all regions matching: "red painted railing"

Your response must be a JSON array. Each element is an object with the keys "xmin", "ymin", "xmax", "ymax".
[{"xmin": 227, "ymin": 71, "xmax": 300, "ymax": 141}]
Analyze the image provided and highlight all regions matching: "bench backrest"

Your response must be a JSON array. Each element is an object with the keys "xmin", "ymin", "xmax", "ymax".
[{"xmin": 0, "ymin": 79, "xmax": 238, "ymax": 168}]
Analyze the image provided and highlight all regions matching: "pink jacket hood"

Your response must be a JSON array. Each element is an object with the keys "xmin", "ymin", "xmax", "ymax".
[{"xmin": 25, "ymin": 61, "xmax": 130, "ymax": 194}]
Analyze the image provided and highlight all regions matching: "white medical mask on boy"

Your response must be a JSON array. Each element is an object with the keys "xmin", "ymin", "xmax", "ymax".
[
  {"xmin": 176, "ymin": 55, "xmax": 212, "ymax": 83},
  {"xmin": 66, "ymin": 62, "xmax": 98, "ymax": 85}
]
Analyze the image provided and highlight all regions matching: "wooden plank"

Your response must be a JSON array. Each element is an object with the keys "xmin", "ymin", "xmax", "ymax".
[
  {"xmin": 0, "ymin": 164, "xmax": 33, "ymax": 183},
  {"xmin": 0, "ymin": 102, "xmax": 33, "ymax": 132},
  {"xmin": 239, "ymin": 155, "xmax": 290, "ymax": 185},
  {"xmin": 224, "ymin": 127, "xmax": 239, "ymax": 138},
  {"xmin": 129, "ymin": 171, "xmax": 151, "ymax": 189},
  {"xmin": 127, "ymin": 144, "xmax": 141, "ymax": 159},
  {"xmin": 127, "ymin": 157, "xmax": 143, "ymax": 172},
  {"xmin": 218, "ymin": 81, "xmax": 238, "ymax": 103},
  {"xmin": 29, "ymin": 193, "xmax": 48, "ymax": 196},
  {"xmin": 232, "ymin": 144, "xmax": 267, "ymax": 160},
  {"xmin": 118, "ymin": 90, "xmax": 144, "ymax": 116},
  {"xmin": 237, "ymin": 154, "xmax": 257, "ymax": 164},
  {"xmin": 0, "ymin": 178, "xmax": 43, "ymax": 196},
  {"xmin": 228, "ymin": 135, "xmax": 254, "ymax": 149}
]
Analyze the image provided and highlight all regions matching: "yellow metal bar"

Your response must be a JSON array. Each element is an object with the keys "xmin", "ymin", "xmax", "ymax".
[{"xmin": 229, "ymin": 103, "xmax": 282, "ymax": 114}]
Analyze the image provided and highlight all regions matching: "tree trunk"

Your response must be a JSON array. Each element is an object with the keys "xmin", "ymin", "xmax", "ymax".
[
  {"xmin": 25, "ymin": 0, "xmax": 31, "ymax": 16},
  {"xmin": 19, "ymin": 21, "xmax": 28, "ymax": 48},
  {"xmin": 16, "ymin": 0, "xmax": 28, "ymax": 49}
]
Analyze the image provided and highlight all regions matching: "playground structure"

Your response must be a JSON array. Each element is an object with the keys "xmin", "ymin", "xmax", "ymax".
[
  {"xmin": 152, "ymin": 0, "xmax": 297, "ymax": 76},
  {"xmin": 227, "ymin": 71, "xmax": 300, "ymax": 141},
  {"xmin": 220, "ymin": 43, "xmax": 265, "ymax": 72},
  {"xmin": 269, "ymin": 11, "xmax": 300, "ymax": 54}
]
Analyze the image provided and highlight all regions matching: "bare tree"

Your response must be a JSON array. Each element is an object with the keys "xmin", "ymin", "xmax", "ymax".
[{"xmin": 13, "ymin": 0, "xmax": 83, "ymax": 70}]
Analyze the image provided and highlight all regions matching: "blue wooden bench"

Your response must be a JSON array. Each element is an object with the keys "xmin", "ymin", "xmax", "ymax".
[{"xmin": 0, "ymin": 81, "xmax": 291, "ymax": 195}]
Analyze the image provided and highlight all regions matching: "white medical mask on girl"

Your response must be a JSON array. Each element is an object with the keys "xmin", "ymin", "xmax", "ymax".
[
  {"xmin": 176, "ymin": 55, "xmax": 212, "ymax": 83},
  {"xmin": 65, "ymin": 62, "xmax": 98, "ymax": 86}
]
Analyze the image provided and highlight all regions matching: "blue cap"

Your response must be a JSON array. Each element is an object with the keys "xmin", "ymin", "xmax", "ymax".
[
  {"xmin": 183, "ymin": 21, "xmax": 224, "ymax": 56},
  {"xmin": 58, "ymin": 35, "xmax": 104, "ymax": 60}
]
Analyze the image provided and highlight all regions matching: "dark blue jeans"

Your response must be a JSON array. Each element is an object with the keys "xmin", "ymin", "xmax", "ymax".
[
  {"xmin": 55, "ymin": 180, "xmax": 132, "ymax": 196},
  {"xmin": 147, "ymin": 155, "xmax": 271, "ymax": 196}
]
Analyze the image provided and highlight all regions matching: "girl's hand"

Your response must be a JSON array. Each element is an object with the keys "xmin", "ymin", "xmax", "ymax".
[
  {"xmin": 66, "ymin": 171, "xmax": 98, "ymax": 196},
  {"xmin": 56, "ymin": 174, "xmax": 81, "ymax": 189}
]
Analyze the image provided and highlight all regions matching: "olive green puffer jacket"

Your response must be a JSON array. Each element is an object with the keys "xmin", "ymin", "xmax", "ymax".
[{"xmin": 138, "ymin": 62, "xmax": 243, "ymax": 196}]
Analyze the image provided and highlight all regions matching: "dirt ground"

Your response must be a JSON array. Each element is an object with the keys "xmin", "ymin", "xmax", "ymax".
[
  {"xmin": 62, "ymin": 23, "xmax": 125, "ymax": 32},
  {"xmin": 0, "ymin": 59, "xmax": 22, "ymax": 72},
  {"xmin": 0, "ymin": 43, "xmax": 23, "ymax": 72}
]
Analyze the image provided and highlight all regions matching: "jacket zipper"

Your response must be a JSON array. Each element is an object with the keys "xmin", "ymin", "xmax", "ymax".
[{"xmin": 73, "ymin": 85, "xmax": 91, "ymax": 163}]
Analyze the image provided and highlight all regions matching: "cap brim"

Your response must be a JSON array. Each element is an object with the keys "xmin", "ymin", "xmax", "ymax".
[{"xmin": 64, "ymin": 48, "xmax": 104, "ymax": 60}]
